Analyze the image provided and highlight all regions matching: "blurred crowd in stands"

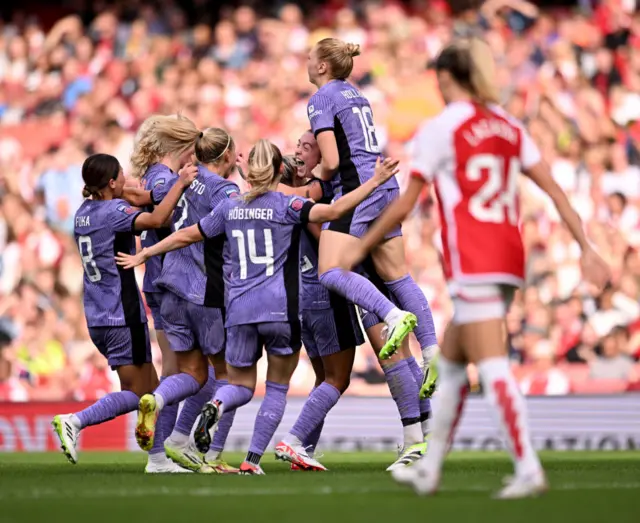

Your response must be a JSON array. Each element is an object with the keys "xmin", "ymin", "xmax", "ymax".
[{"xmin": 0, "ymin": 0, "xmax": 639, "ymax": 401}]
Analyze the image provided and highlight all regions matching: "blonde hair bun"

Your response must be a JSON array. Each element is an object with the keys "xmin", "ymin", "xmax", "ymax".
[{"xmin": 345, "ymin": 42, "xmax": 361, "ymax": 58}]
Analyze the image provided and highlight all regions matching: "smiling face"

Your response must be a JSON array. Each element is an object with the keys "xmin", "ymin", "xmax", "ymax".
[{"xmin": 295, "ymin": 131, "xmax": 321, "ymax": 176}]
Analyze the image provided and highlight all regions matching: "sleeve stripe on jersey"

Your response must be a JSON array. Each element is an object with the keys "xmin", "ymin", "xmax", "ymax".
[
  {"xmin": 300, "ymin": 201, "xmax": 315, "ymax": 226},
  {"xmin": 313, "ymin": 127, "xmax": 334, "ymax": 138},
  {"xmin": 197, "ymin": 221, "xmax": 208, "ymax": 239},
  {"xmin": 410, "ymin": 170, "xmax": 427, "ymax": 182},
  {"xmin": 130, "ymin": 212, "xmax": 142, "ymax": 233},
  {"xmin": 150, "ymin": 188, "xmax": 161, "ymax": 206}
]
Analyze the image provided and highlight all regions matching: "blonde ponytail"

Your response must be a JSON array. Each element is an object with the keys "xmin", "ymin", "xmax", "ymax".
[
  {"xmin": 244, "ymin": 139, "xmax": 283, "ymax": 203},
  {"xmin": 130, "ymin": 114, "xmax": 199, "ymax": 179},
  {"xmin": 467, "ymin": 37, "xmax": 500, "ymax": 105}
]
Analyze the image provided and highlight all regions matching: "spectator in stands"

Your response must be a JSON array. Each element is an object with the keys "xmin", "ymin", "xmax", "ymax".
[{"xmin": 589, "ymin": 328, "xmax": 636, "ymax": 381}]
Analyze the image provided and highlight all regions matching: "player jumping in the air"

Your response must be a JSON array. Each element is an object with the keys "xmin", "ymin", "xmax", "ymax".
[
  {"xmin": 341, "ymin": 38, "xmax": 610, "ymax": 499},
  {"xmin": 306, "ymin": 38, "xmax": 440, "ymax": 396},
  {"xmin": 51, "ymin": 153, "xmax": 197, "ymax": 470},
  {"xmin": 275, "ymin": 132, "xmax": 430, "ymax": 471}
]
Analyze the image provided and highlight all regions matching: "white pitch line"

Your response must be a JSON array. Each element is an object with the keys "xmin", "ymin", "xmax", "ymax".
[{"xmin": 1, "ymin": 482, "xmax": 639, "ymax": 501}]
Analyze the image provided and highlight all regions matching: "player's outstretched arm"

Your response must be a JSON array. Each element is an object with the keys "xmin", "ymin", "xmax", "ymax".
[
  {"xmin": 308, "ymin": 157, "xmax": 399, "ymax": 223},
  {"xmin": 525, "ymin": 161, "xmax": 610, "ymax": 290},
  {"xmin": 115, "ymin": 224, "xmax": 204, "ymax": 269},
  {"xmin": 341, "ymin": 175, "xmax": 424, "ymax": 270},
  {"xmin": 133, "ymin": 163, "xmax": 197, "ymax": 230},
  {"xmin": 277, "ymin": 179, "xmax": 324, "ymax": 201}
]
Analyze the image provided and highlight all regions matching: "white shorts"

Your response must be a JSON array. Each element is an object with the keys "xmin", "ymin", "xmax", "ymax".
[{"xmin": 449, "ymin": 283, "xmax": 516, "ymax": 325}]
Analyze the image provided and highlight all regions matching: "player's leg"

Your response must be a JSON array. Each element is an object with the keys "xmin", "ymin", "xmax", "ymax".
[
  {"xmin": 371, "ymin": 235, "xmax": 439, "ymax": 370},
  {"xmin": 278, "ymin": 304, "xmax": 358, "ymax": 470},
  {"xmin": 392, "ymin": 322, "xmax": 468, "ymax": 493},
  {"xmin": 241, "ymin": 322, "xmax": 300, "ymax": 474},
  {"xmin": 145, "ymin": 291, "xmax": 181, "ymax": 468},
  {"xmin": 365, "ymin": 317, "xmax": 427, "ymax": 470},
  {"xmin": 52, "ymin": 325, "xmax": 154, "ymax": 464},
  {"xmin": 456, "ymin": 286, "xmax": 545, "ymax": 498},
  {"xmin": 203, "ymin": 352, "xmax": 239, "ymax": 473},
  {"xmin": 193, "ymin": 324, "xmax": 259, "ymax": 454},
  {"xmin": 318, "ymin": 228, "xmax": 416, "ymax": 355}
]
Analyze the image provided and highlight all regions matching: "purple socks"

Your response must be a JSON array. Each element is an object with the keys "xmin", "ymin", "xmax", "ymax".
[
  {"xmin": 290, "ymin": 382, "xmax": 340, "ymax": 445},
  {"xmin": 214, "ymin": 383, "xmax": 254, "ymax": 411},
  {"xmin": 210, "ymin": 379, "xmax": 238, "ymax": 453},
  {"xmin": 247, "ymin": 381, "xmax": 289, "ymax": 459},
  {"xmin": 149, "ymin": 377, "xmax": 179, "ymax": 455},
  {"xmin": 385, "ymin": 275, "xmax": 437, "ymax": 349},
  {"xmin": 406, "ymin": 357, "xmax": 432, "ymax": 423},
  {"xmin": 75, "ymin": 390, "xmax": 139, "ymax": 428},
  {"xmin": 382, "ymin": 359, "xmax": 420, "ymax": 427},
  {"xmin": 319, "ymin": 268, "xmax": 395, "ymax": 320},
  {"xmin": 174, "ymin": 366, "xmax": 216, "ymax": 436},
  {"xmin": 154, "ymin": 372, "xmax": 202, "ymax": 409}
]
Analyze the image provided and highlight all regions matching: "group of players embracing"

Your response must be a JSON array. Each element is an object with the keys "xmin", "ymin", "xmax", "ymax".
[
  {"xmin": 53, "ymin": 32, "xmax": 609, "ymax": 499},
  {"xmin": 53, "ymin": 37, "xmax": 439, "ymax": 477}
]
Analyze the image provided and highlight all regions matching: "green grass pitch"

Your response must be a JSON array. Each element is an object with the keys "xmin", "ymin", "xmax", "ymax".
[{"xmin": 1, "ymin": 452, "xmax": 639, "ymax": 523}]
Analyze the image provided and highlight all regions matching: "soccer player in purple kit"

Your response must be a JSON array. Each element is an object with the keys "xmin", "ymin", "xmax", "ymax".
[
  {"xmin": 276, "ymin": 132, "xmax": 431, "ymax": 471},
  {"xmin": 306, "ymin": 38, "xmax": 440, "ymax": 396},
  {"xmin": 120, "ymin": 121, "xmax": 241, "ymax": 473},
  {"xmin": 153, "ymin": 123, "xmax": 241, "ymax": 474},
  {"xmin": 126, "ymin": 114, "xmax": 189, "ymax": 472},
  {"xmin": 51, "ymin": 153, "xmax": 197, "ymax": 468},
  {"xmin": 116, "ymin": 139, "xmax": 399, "ymax": 475},
  {"xmin": 274, "ymin": 150, "xmax": 364, "ymax": 471}
]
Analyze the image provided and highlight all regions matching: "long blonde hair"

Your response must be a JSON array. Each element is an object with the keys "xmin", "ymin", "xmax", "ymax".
[
  {"xmin": 435, "ymin": 37, "xmax": 500, "ymax": 105},
  {"xmin": 243, "ymin": 139, "xmax": 283, "ymax": 203},
  {"xmin": 130, "ymin": 114, "xmax": 200, "ymax": 178},
  {"xmin": 315, "ymin": 37, "xmax": 361, "ymax": 80}
]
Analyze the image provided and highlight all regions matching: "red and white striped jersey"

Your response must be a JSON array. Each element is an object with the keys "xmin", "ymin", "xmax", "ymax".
[{"xmin": 410, "ymin": 100, "xmax": 541, "ymax": 287}]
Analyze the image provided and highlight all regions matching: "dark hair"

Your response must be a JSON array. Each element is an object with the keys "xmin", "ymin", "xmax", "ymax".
[
  {"xmin": 449, "ymin": 0, "xmax": 482, "ymax": 16},
  {"xmin": 280, "ymin": 155, "xmax": 304, "ymax": 187},
  {"xmin": 82, "ymin": 153, "xmax": 121, "ymax": 198}
]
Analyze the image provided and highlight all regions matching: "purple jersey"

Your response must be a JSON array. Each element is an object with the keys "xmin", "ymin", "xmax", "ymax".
[
  {"xmin": 140, "ymin": 164, "xmax": 179, "ymax": 293},
  {"xmin": 198, "ymin": 192, "xmax": 314, "ymax": 327},
  {"xmin": 299, "ymin": 180, "xmax": 333, "ymax": 310},
  {"xmin": 74, "ymin": 199, "xmax": 146, "ymax": 327},
  {"xmin": 307, "ymin": 79, "xmax": 398, "ymax": 198},
  {"xmin": 155, "ymin": 165, "xmax": 239, "ymax": 307}
]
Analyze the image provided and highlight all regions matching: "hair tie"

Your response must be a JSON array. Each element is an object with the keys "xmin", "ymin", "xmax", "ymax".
[
  {"xmin": 199, "ymin": 132, "xmax": 204, "ymax": 138},
  {"xmin": 212, "ymin": 134, "xmax": 232, "ymax": 162}
]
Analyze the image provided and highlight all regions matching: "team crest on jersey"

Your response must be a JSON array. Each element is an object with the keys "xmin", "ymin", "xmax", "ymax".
[
  {"xmin": 225, "ymin": 187, "xmax": 239, "ymax": 198},
  {"xmin": 117, "ymin": 204, "xmax": 136, "ymax": 215},
  {"xmin": 289, "ymin": 197, "xmax": 304, "ymax": 212},
  {"xmin": 153, "ymin": 178, "xmax": 165, "ymax": 188}
]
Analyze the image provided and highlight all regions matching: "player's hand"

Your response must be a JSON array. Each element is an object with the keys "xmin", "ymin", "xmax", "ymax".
[
  {"xmin": 115, "ymin": 249, "xmax": 148, "ymax": 269},
  {"xmin": 178, "ymin": 162, "xmax": 198, "ymax": 187},
  {"xmin": 373, "ymin": 157, "xmax": 400, "ymax": 186},
  {"xmin": 236, "ymin": 153, "xmax": 248, "ymax": 180},
  {"xmin": 580, "ymin": 247, "xmax": 610, "ymax": 292}
]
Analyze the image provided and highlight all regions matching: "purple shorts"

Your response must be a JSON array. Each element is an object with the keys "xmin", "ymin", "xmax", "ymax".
[
  {"xmin": 323, "ymin": 188, "xmax": 402, "ymax": 239},
  {"xmin": 160, "ymin": 292, "xmax": 225, "ymax": 356},
  {"xmin": 88, "ymin": 324, "xmax": 151, "ymax": 370},
  {"xmin": 225, "ymin": 322, "xmax": 302, "ymax": 368},
  {"xmin": 144, "ymin": 291, "xmax": 164, "ymax": 330},
  {"xmin": 302, "ymin": 295, "xmax": 364, "ymax": 360}
]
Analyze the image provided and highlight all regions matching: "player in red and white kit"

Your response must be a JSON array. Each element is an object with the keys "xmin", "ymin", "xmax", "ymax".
[{"xmin": 341, "ymin": 38, "xmax": 610, "ymax": 498}]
